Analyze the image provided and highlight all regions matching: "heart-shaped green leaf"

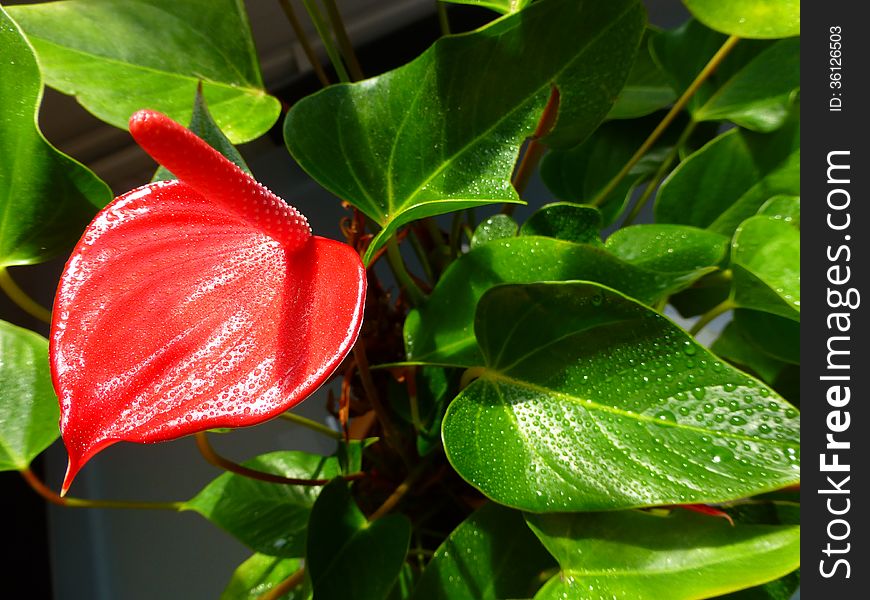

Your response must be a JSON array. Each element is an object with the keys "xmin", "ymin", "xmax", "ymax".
[
  {"xmin": 405, "ymin": 236, "xmax": 723, "ymax": 367},
  {"xmin": 757, "ymin": 195, "xmax": 799, "ymax": 228},
  {"xmin": 730, "ymin": 216, "xmax": 800, "ymax": 320},
  {"xmin": 607, "ymin": 28, "xmax": 677, "ymax": 119},
  {"xmin": 652, "ymin": 20, "xmax": 798, "ymax": 131},
  {"xmin": 8, "ymin": 0, "xmax": 279, "ymax": 144},
  {"xmin": 440, "ymin": 0, "xmax": 532, "ymax": 14},
  {"xmin": 471, "ymin": 215, "xmax": 518, "ymax": 249},
  {"xmin": 185, "ymin": 451, "xmax": 342, "ymax": 557},
  {"xmin": 605, "ymin": 224, "xmax": 728, "ymax": 272},
  {"xmin": 0, "ymin": 320, "xmax": 60, "ymax": 471},
  {"xmin": 682, "ymin": 0, "xmax": 800, "ymax": 39},
  {"xmin": 655, "ymin": 113, "xmax": 799, "ymax": 232},
  {"xmin": 0, "ymin": 6, "xmax": 110, "ymax": 267},
  {"xmin": 526, "ymin": 510, "xmax": 800, "ymax": 598},
  {"xmin": 520, "ymin": 203, "xmax": 603, "ymax": 246},
  {"xmin": 412, "ymin": 503, "xmax": 556, "ymax": 600},
  {"xmin": 220, "ymin": 554, "xmax": 302, "ymax": 600},
  {"xmin": 307, "ymin": 480, "xmax": 411, "ymax": 600},
  {"xmin": 285, "ymin": 0, "xmax": 645, "ymax": 263},
  {"xmin": 442, "ymin": 282, "xmax": 800, "ymax": 511}
]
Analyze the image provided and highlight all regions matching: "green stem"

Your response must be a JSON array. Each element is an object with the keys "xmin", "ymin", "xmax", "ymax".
[
  {"xmin": 689, "ymin": 299, "xmax": 735, "ymax": 336},
  {"xmin": 278, "ymin": 411, "xmax": 342, "ymax": 440},
  {"xmin": 322, "ymin": 0, "xmax": 364, "ymax": 81},
  {"xmin": 591, "ymin": 35, "xmax": 740, "ymax": 208},
  {"xmin": 622, "ymin": 119, "xmax": 698, "ymax": 226},
  {"xmin": 436, "ymin": 1, "xmax": 451, "ymax": 35},
  {"xmin": 300, "ymin": 0, "xmax": 351, "ymax": 82},
  {"xmin": 0, "ymin": 268, "xmax": 51, "ymax": 324},
  {"xmin": 277, "ymin": 0, "xmax": 330, "ymax": 86},
  {"xmin": 408, "ymin": 230, "xmax": 435, "ymax": 284},
  {"xmin": 259, "ymin": 566, "xmax": 306, "ymax": 600},
  {"xmin": 194, "ymin": 432, "xmax": 363, "ymax": 486},
  {"xmin": 20, "ymin": 468, "xmax": 183, "ymax": 510},
  {"xmin": 386, "ymin": 237, "xmax": 426, "ymax": 306}
]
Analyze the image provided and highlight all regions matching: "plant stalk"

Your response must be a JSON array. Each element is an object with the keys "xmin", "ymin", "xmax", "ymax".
[
  {"xmin": 322, "ymin": 0, "xmax": 364, "ymax": 81},
  {"xmin": 277, "ymin": 0, "xmax": 330, "ymax": 86},
  {"xmin": 386, "ymin": 236, "xmax": 426, "ymax": 306},
  {"xmin": 278, "ymin": 411, "xmax": 343, "ymax": 440},
  {"xmin": 194, "ymin": 432, "xmax": 363, "ymax": 485},
  {"xmin": 20, "ymin": 468, "xmax": 183, "ymax": 510},
  {"xmin": 436, "ymin": 1, "xmax": 451, "ymax": 35},
  {"xmin": 689, "ymin": 299, "xmax": 735, "ymax": 336},
  {"xmin": 0, "ymin": 268, "xmax": 51, "ymax": 324},
  {"xmin": 591, "ymin": 35, "xmax": 740, "ymax": 208},
  {"xmin": 368, "ymin": 458, "xmax": 430, "ymax": 521},
  {"xmin": 299, "ymin": 0, "xmax": 351, "ymax": 82},
  {"xmin": 259, "ymin": 566, "xmax": 306, "ymax": 600}
]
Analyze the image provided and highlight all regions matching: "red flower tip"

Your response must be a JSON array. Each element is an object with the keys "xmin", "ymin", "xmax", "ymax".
[{"xmin": 51, "ymin": 111, "xmax": 366, "ymax": 493}]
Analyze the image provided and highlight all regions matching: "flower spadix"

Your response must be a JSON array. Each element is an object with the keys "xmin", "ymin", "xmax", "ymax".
[{"xmin": 51, "ymin": 110, "xmax": 366, "ymax": 495}]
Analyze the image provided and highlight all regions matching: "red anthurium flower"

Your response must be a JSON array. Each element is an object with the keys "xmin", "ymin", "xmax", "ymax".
[{"xmin": 51, "ymin": 110, "xmax": 366, "ymax": 495}]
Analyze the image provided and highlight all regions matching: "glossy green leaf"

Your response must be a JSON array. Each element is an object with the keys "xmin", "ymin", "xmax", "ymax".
[
  {"xmin": 540, "ymin": 112, "xmax": 677, "ymax": 225},
  {"xmin": 336, "ymin": 437, "xmax": 378, "ymax": 475},
  {"xmin": 605, "ymin": 225, "xmax": 728, "ymax": 273},
  {"xmin": 285, "ymin": 0, "xmax": 645, "ymax": 263},
  {"xmin": 0, "ymin": 7, "xmax": 109, "ymax": 267},
  {"xmin": 412, "ymin": 503, "xmax": 556, "ymax": 600},
  {"xmin": 527, "ymin": 510, "xmax": 800, "ymax": 599},
  {"xmin": 471, "ymin": 214, "xmax": 517, "ymax": 249},
  {"xmin": 520, "ymin": 203, "xmax": 603, "ymax": 246},
  {"xmin": 716, "ymin": 570, "xmax": 799, "ymax": 600},
  {"xmin": 757, "ymin": 195, "xmax": 799, "ymax": 228},
  {"xmin": 405, "ymin": 236, "xmax": 722, "ymax": 367},
  {"xmin": 220, "ymin": 554, "xmax": 302, "ymax": 600},
  {"xmin": 731, "ymin": 216, "xmax": 800, "ymax": 320},
  {"xmin": 608, "ymin": 28, "xmax": 677, "ymax": 119},
  {"xmin": 682, "ymin": 0, "xmax": 800, "ymax": 39},
  {"xmin": 651, "ymin": 20, "xmax": 798, "ymax": 131},
  {"xmin": 184, "ymin": 451, "xmax": 342, "ymax": 557},
  {"xmin": 655, "ymin": 114, "xmax": 800, "ymax": 232},
  {"xmin": 307, "ymin": 480, "xmax": 411, "ymax": 600},
  {"xmin": 731, "ymin": 310, "xmax": 799, "ymax": 364},
  {"xmin": 153, "ymin": 84, "xmax": 250, "ymax": 182},
  {"xmin": 8, "ymin": 0, "xmax": 279, "ymax": 144},
  {"xmin": 440, "ymin": 0, "xmax": 532, "ymax": 14},
  {"xmin": 0, "ymin": 320, "xmax": 60, "ymax": 471},
  {"xmin": 387, "ymin": 564, "xmax": 416, "ymax": 600},
  {"xmin": 442, "ymin": 282, "xmax": 800, "ymax": 511},
  {"xmin": 711, "ymin": 321, "xmax": 787, "ymax": 385}
]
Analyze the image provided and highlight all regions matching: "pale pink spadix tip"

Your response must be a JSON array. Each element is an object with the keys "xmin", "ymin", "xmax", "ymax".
[{"xmin": 128, "ymin": 109, "xmax": 311, "ymax": 250}]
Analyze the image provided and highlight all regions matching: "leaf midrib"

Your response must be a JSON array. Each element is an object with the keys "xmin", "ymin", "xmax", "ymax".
[{"xmin": 481, "ymin": 371, "xmax": 794, "ymax": 445}]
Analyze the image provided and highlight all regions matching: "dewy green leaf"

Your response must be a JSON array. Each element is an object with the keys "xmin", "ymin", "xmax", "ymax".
[
  {"xmin": 405, "ymin": 236, "xmax": 723, "ymax": 367},
  {"xmin": 520, "ymin": 203, "xmax": 603, "ymax": 246},
  {"xmin": 757, "ymin": 195, "xmax": 800, "ymax": 228},
  {"xmin": 285, "ymin": 0, "xmax": 644, "ymax": 263},
  {"xmin": 716, "ymin": 570, "xmax": 800, "ymax": 600},
  {"xmin": 526, "ymin": 510, "xmax": 800, "ymax": 599},
  {"xmin": 8, "ymin": 0, "xmax": 279, "ymax": 144},
  {"xmin": 731, "ymin": 309, "xmax": 799, "ymax": 365},
  {"xmin": 605, "ymin": 224, "xmax": 728, "ymax": 272},
  {"xmin": 184, "ymin": 451, "xmax": 342, "ymax": 557},
  {"xmin": 153, "ymin": 84, "xmax": 251, "ymax": 182},
  {"xmin": 0, "ymin": 320, "xmax": 60, "ymax": 471},
  {"xmin": 220, "ymin": 553, "xmax": 302, "ymax": 600},
  {"xmin": 607, "ymin": 28, "xmax": 677, "ymax": 120},
  {"xmin": 440, "ymin": 0, "xmax": 533, "ymax": 14},
  {"xmin": 651, "ymin": 20, "xmax": 799, "ymax": 132},
  {"xmin": 0, "ymin": 7, "xmax": 110, "ymax": 267},
  {"xmin": 682, "ymin": 0, "xmax": 800, "ymax": 39},
  {"xmin": 307, "ymin": 480, "xmax": 411, "ymax": 600},
  {"xmin": 412, "ymin": 503, "xmax": 556, "ymax": 600},
  {"xmin": 712, "ymin": 320, "xmax": 788, "ymax": 385},
  {"xmin": 655, "ymin": 113, "xmax": 799, "ymax": 232},
  {"xmin": 730, "ymin": 216, "xmax": 800, "ymax": 320},
  {"xmin": 471, "ymin": 214, "xmax": 518, "ymax": 249},
  {"xmin": 442, "ymin": 283, "xmax": 800, "ymax": 511}
]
